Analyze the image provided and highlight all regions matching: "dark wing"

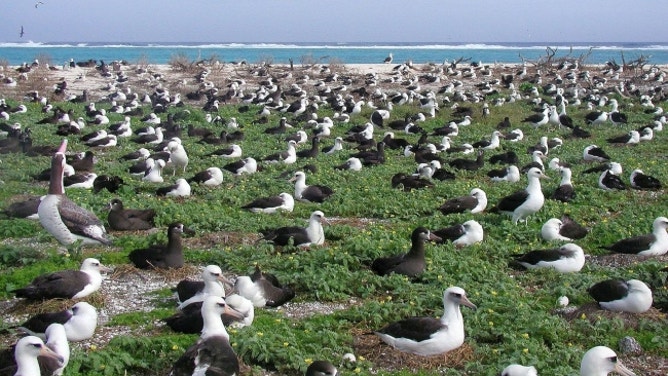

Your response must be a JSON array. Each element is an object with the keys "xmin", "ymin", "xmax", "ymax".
[
  {"xmin": 603, "ymin": 234, "xmax": 655, "ymax": 254},
  {"xmin": 633, "ymin": 173, "xmax": 662, "ymax": 189},
  {"xmin": 371, "ymin": 253, "xmax": 407, "ymax": 276},
  {"xmin": 128, "ymin": 245, "xmax": 168, "ymax": 269},
  {"xmin": 377, "ymin": 316, "xmax": 444, "ymax": 342},
  {"xmin": 433, "ymin": 224, "xmax": 465, "ymax": 243},
  {"xmin": 222, "ymin": 159, "xmax": 244, "ymax": 174},
  {"xmin": 513, "ymin": 248, "xmax": 565, "ymax": 265},
  {"xmin": 14, "ymin": 270, "xmax": 89, "ymax": 299},
  {"xmin": 242, "ymin": 195, "xmax": 283, "ymax": 210},
  {"xmin": 439, "ymin": 195, "xmax": 476, "ymax": 215},
  {"xmin": 302, "ymin": 185, "xmax": 334, "ymax": 202},
  {"xmin": 163, "ymin": 303, "xmax": 203, "ymax": 334},
  {"xmin": 487, "ymin": 168, "xmax": 506, "ymax": 179},
  {"xmin": 170, "ymin": 336, "xmax": 239, "ymax": 376},
  {"xmin": 495, "ymin": 190, "xmax": 529, "ymax": 212},
  {"xmin": 58, "ymin": 197, "xmax": 109, "ymax": 244},
  {"xmin": 588, "ymin": 279, "xmax": 629, "ymax": 303},
  {"xmin": 559, "ymin": 215, "xmax": 588, "ymax": 239},
  {"xmin": 257, "ymin": 279, "xmax": 295, "ymax": 307},
  {"xmin": 21, "ymin": 309, "xmax": 72, "ymax": 333},
  {"xmin": 551, "ymin": 184, "xmax": 575, "ymax": 202},
  {"xmin": 260, "ymin": 226, "xmax": 309, "ymax": 246},
  {"xmin": 174, "ymin": 280, "xmax": 204, "ymax": 302},
  {"xmin": 3, "ymin": 196, "xmax": 41, "ymax": 218},
  {"xmin": 188, "ymin": 170, "xmax": 213, "ymax": 184},
  {"xmin": 108, "ymin": 209, "xmax": 155, "ymax": 231}
]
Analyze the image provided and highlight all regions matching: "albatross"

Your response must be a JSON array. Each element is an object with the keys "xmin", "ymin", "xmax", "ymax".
[
  {"xmin": 374, "ymin": 286, "xmax": 476, "ymax": 356},
  {"xmin": 580, "ymin": 346, "xmax": 636, "ymax": 376},
  {"xmin": 491, "ymin": 167, "xmax": 549, "ymax": 224},
  {"xmin": 370, "ymin": 227, "xmax": 441, "ymax": 277},
  {"xmin": 169, "ymin": 296, "xmax": 242, "ymax": 376},
  {"xmin": 13, "ymin": 258, "xmax": 111, "ymax": 300},
  {"xmin": 602, "ymin": 216, "xmax": 668, "ymax": 256},
  {"xmin": 38, "ymin": 139, "xmax": 111, "ymax": 246},
  {"xmin": 259, "ymin": 210, "xmax": 326, "ymax": 247},
  {"xmin": 588, "ymin": 279, "xmax": 653, "ymax": 313}
]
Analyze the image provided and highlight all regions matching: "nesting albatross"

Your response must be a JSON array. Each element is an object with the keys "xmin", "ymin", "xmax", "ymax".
[
  {"xmin": 13, "ymin": 258, "xmax": 111, "ymax": 300},
  {"xmin": 374, "ymin": 286, "xmax": 476, "ymax": 356}
]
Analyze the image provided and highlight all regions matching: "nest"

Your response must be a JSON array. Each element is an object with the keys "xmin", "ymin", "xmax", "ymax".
[
  {"xmin": 351, "ymin": 327, "xmax": 475, "ymax": 372},
  {"xmin": 555, "ymin": 303, "xmax": 668, "ymax": 330},
  {"xmin": 110, "ymin": 263, "xmax": 200, "ymax": 283},
  {"xmin": 6, "ymin": 291, "xmax": 107, "ymax": 317},
  {"xmin": 184, "ymin": 230, "xmax": 258, "ymax": 248}
]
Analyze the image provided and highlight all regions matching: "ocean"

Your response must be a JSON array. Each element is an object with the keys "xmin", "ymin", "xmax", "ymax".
[{"xmin": 1, "ymin": 42, "xmax": 668, "ymax": 67}]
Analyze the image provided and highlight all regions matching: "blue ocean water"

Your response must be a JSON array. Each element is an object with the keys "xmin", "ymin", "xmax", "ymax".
[{"xmin": 1, "ymin": 42, "xmax": 667, "ymax": 66}]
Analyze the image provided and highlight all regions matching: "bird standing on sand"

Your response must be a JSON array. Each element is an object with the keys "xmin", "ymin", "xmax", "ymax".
[{"xmin": 384, "ymin": 53, "xmax": 393, "ymax": 64}]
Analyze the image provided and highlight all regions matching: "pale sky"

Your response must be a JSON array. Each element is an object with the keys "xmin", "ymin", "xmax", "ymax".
[{"xmin": 1, "ymin": 0, "xmax": 667, "ymax": 43}]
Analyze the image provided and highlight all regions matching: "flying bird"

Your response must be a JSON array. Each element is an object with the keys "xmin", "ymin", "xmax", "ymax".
[{"xmin": 19, "ymin": 26, "xmax": 24, "ymax": 38}]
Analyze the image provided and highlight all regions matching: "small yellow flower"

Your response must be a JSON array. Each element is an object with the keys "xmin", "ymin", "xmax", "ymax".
[
  {"xmin": 257, "ymin": 332, "xmax": 264, "ymax": 337},
  {"xmin": 283, "ymin": 342, "xmax": 289, "ymax": 347},
  {"xmin": 354, "ymin": 367, "xmax": 362, "ymax": 373},
  {"xmin": 89, "ymin": 344, "xmax": 97, "ymax": 351},
  {"xmin": 488, "ymin": 321, "xmax": 494, "ymax": 327},
  {"xmin": 523, "ymin": 348, "xmax": 529, "ymax": 354},
  {"xmin": 305, "ymin": 358, "xmax": 313, "ymax": 365},
  {"xmin": 522, "ymin": 333, "xmax": 529, "ymax": 339},
  {"xmin": 172, "ymin": 345, "xmax": 179, "ymax": 351},
  {"xmin": 358, "ymin": 356, "xmax": 365, "ymax": 361},
  {"xmin": 491, "ymin": 290, "xmax": 497, "ymax": 296},
  {"xmin": 580, "ymin": 313, "xmax": 587, "ymax": 320}
]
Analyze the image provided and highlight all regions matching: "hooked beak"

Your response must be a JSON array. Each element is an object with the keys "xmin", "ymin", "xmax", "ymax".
[
  {"xmin": 217, "ymin": 274, "xmax": 234, "ymax": 288},
  {"xmin": 39, "ymin": 345, "xmax": 65, "ymax": 366},
  {"xmin": 222, "ymin": 304, "xmax": 246, "ymax": 321},
  {"xmin": 428, "ymin": 231, "xmax": 442, "ymax": 242},
  {"xmin": 99, "ymin": 263, "xmax": 114, "ymax": 273},
  {"xmin": 460, "ymin": 295, "xmax": 477, "ymax": 311},
  {"xmin": 539, "ymin": 173, "xmax": 550, "ymax": 180},
  {"xmin": 614, "ymin": 361, "xmax": 637, "ymax": 376}
]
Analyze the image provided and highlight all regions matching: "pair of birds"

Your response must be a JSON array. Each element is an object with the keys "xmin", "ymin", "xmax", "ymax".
[
  {"xmin": 500, "ymin": 346, "xmax": 637, "ymax": 376},
  {"xmin": 370, "ymin": 224, "xmax": 483, "ymax": 278},
  {"xmin": 438, "ymin": 167, "xmax": 548, "ymax": 224}
]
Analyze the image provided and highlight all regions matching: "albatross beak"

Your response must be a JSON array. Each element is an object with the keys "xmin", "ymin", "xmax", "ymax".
[
  {"xmin": 217, "ymin": 274, "xmax": 234, "ymax": 288},
  {"xmin": 223, "ymin": 304, "xmax": 246, "ymax": 321},
  {"xmin": 57, "ymin": 139, "xmax": 68, "ymax": 154},
  {"xmin": 428, "ymin": 231, "xmax": 442, "ymax": 242},
  {"xmin": 614, "ymin": 361, "xmax": 637, "ymax": 376},
  {"xmin": 39, "ymin": 345, "xmax": 65, "ymax": 367},
  {"xmin": 99, "ymin": 263, "xmax": 114, "ymax": 273},
  {"xmin": 460, "ymin": 295, "xmax": 477, "ymax": 311}
]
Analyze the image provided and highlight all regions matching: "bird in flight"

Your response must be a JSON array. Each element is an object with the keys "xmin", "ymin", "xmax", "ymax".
[
  {"xmin": 35, "ymin": 1, "xmax": 44, "ymax": 8},
  {"xmin": 19, "ymin": 26, "xmax": 24, "ymax": 38}
]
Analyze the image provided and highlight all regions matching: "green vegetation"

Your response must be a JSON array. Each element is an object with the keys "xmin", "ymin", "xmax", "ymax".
[{"xmin": 0, "ymin": 60, "xmax": 667, "ymax": 375}]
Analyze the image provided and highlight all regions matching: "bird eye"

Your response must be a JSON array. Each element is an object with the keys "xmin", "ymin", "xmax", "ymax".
[
  {"xmin": 453, "ymin": 293, "xmax": 462, "ymax": 298},
  {"xmin": 610, "ymin": 356, "xmax": 618, "ymax": 363},
  {"xmin": 31, "ymin": 343, "xmax": 42, "ymax": 349}
]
